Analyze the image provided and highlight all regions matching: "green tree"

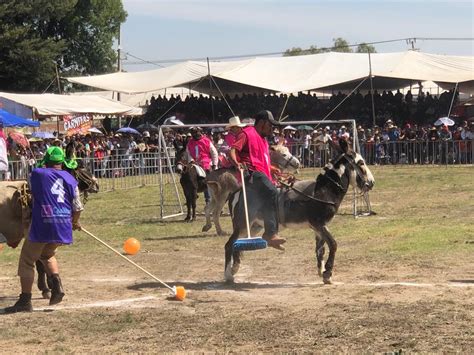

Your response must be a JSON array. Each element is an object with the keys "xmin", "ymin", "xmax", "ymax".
[
  {"xmin": 356, "ymin": 43, "xmax": 377, "ymax": 53},
  {"xmin": 284, "ymin": 37, "xmax": 355, "ymax": 57},
  {"xmin": 332, "ymin": 37, "xmax": 352, "ymax": 53},
  {"xmin": 0, "ymin": 0, "xmax": 127, "ymax": 93},
  {"xmin": 283, "ymin": 45, "xmax": 330, "ymax": 56},
  {"xmin": 284, "ymin": 47, "xmax": 304, "ymax": 56}
]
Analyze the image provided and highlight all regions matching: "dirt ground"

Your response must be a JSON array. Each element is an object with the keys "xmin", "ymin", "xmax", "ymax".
[
  {"xmin": 1, "ymin": 235, "xmax": 472, "ymax": 353},
  {"xmin": 1, "ymin": 166, "xmax": 473, "ymax": 353}
]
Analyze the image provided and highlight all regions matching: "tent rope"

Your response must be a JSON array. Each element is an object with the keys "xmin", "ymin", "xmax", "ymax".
[
  {"xmin": 209, "ymin": 75, "xmax": 236, "ymax": 118},
  {"xmin": 313, "ymin": 76, "xmax": 369, "ymax": 130},
  {"xmin": 278, "ymin": 94, "xmax": 290, "ymax": 122},
  {"xmin": 152, "ymin": 76, "xmax": 206, "ymax": 126}
]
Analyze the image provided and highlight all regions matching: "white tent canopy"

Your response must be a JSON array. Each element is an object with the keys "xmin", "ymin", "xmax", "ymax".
[
  {"xmin": 0, "ymin": 92, "xmax": 142, "ymax": 117},
  {"xmin": 67, "ymin": 51, "xmax": 474, "ymax": 95},
  {"xmin": 70, "ymin": 87, "xmax": 208, "ymax": 107}
]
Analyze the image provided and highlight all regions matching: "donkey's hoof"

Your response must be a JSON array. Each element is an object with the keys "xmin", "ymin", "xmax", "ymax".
[
  {"xmin": 323, "ymin": 277, "xmax": 332, "ymax": 285},
  {"xmin": 202, "ymin": 224, "xmax": 212, "ymax": 232},
  {"xmin": 231, "ymin": 263, "xmax": 240, "ymax": 275},
  {"xmin": 217, "ymin": 230, "xmax": 227, "ymax": 237},
  {"xmin": 224, "ymin": 266, "xmax": 234, "ymax": 283},
  {"xmin": 317, "ymin": 268, "xmax": 323, "ymax": 277}
]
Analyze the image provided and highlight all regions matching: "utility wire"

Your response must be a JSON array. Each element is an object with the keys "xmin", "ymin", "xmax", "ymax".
[
  {"xmin": 122, "ymin": 37, "xmax": 474, "ymax": 66},
  {"xmin": 124, "ymin": 52, "xmax": 166, "ymax": 68}
]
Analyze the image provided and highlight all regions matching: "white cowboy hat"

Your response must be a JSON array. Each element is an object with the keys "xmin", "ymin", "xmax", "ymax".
[{"xmin": 225, "ymin": 116, "xmax": 247, "ymax": 129}]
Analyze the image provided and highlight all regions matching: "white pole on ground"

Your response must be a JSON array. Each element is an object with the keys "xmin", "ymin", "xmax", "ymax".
[{"xmin": 81, "ymin": 228, "xmax": 174, "ymax": 293}]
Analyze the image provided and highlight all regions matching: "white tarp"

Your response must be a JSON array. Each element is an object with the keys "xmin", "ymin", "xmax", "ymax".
[
  {"xmin": 67, "ymin": 51, "xmax": 474, "ymax": 95},
  {"xmin": 0, "ymin": 92, "xmax": 142, "ymax": 117},
  {"xmin": 70, "ymin": 87, "xmax": 208, "ymax": 107}
]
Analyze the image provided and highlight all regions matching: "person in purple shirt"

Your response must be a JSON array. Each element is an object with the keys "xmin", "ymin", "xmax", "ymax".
[{"xmin": 3, "ymin": 146, "xmax": 83, "ymax": 313}]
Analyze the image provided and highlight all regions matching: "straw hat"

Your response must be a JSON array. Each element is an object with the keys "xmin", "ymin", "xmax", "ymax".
[{"xmin": 225, "ymin": 116, "xmax": 247, "ymax": 129}]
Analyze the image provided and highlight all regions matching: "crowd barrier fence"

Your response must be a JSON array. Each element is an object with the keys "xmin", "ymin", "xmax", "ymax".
[{"xmin": 4, "ymin": 140, "xmax": 473, "ymax": 190}]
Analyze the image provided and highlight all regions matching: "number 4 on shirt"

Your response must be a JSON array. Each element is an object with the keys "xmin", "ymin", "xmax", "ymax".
[{"xmin": 51, "ymin": 178, "xmax": 65, "ymax": 203}]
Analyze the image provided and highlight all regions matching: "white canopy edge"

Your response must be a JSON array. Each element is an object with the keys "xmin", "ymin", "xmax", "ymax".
[
  {"xmin": 70, "ymin": 87, "xmax": 208, "ymax": 107},
  {"xmin": 0, "ymin": 92, "xmax": 142, "ymax": 116},
  {"xmin": 66, "ymin": 51, "xmax": 474, "ymax": 95}
]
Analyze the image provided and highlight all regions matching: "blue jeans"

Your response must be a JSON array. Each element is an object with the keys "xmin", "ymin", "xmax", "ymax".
[{"xmin": 239, "ymin": 171, "xmax": 279, "ymax": 238}]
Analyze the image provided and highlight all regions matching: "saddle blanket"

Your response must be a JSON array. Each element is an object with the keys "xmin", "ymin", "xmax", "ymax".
[{"xmin": 193, "ymin": 164, "xmax": 207, "ymax": 178}]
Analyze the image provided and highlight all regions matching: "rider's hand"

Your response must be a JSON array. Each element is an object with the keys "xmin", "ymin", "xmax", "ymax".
[
  {"xmin": 270, "ymin": 165, "xmax": 281, "ymax": 175},
  {"xmin": 72, "ymin": 222, "xmax": 82, "ymax": 231}
]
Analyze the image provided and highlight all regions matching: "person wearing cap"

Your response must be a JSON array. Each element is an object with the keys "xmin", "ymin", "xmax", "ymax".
[
  {"xmin": 4, "ymin": 146, "xmax": 83, "ymax": 313},
  {"xmin": 338, "ymin": 125, "xmax": 350, "ymax": 141},
  {"xmin": 314, "ymin": 126, "xmax": 332, "ymax": 166},
  {"xmin": 186, "ymin": 126, "xmax": 218, "ymax": 204},
  {"xmin": 228, "ymin": 110, "xmax": 286, "ymax": 250}
]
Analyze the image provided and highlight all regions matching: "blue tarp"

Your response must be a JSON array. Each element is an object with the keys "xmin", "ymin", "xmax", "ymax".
[{"xmin": 0, "ymin": 108, "xmax": 40, "ymax": 127}]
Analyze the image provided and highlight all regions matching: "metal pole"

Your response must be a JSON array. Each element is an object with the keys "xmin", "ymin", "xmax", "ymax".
[
  {"xmin": 117, "ymin": 25, "xmax": 122, "ymax": 128},
  {"xmin": 447, "ymin": 82, "xmax": 458, "ymax": 117},
  {"xmin": 368, "ymin": 50, "xmax": 376, "ymax": 127},
  {"xmin": 55, "ymin": 63, "xmax": 62, "ymax": 94},
  {"xmin": 207, "ymin": 57, "xmax": 215, "ymax": 122},
  {"xmin": 158, "ymin": 128, "xmax": 165, "ymax": 219}
]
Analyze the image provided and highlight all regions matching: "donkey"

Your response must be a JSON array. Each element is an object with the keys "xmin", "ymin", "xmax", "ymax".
[
  {"xmin": 202, "ymin": 144, "xmax": 300, "ymax": 236},
  {"xmin": 175, "ymin": 147, "xmax": 208, "ymax": 222},
  {"xmin": 224, "ymin": 139, "xmax": 375, "ymax": 285}
]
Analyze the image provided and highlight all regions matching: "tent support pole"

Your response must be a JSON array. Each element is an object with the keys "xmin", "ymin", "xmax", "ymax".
[
  {"xmin": 207, "ymin": 57, "xmax": 215, "ymax": 122},
  {"xmin": 368, "ymin": 50, "xmax": 376, "ymax": 127},
  {"xmin": 55, "ymin": 63, "xmax": 62, "ymax": 94},
  {"xmin": 447, "ymin": 82, "xmax": 458, "ymax": 117}
]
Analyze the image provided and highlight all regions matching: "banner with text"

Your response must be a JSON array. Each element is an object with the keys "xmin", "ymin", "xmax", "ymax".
[{"xmin": 63, "ymin": 114, "xmax": 92, "ymax": 136}]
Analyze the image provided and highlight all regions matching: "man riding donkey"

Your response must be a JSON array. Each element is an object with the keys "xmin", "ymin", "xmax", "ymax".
[
  {"xmin": 185, "ymin": 126, "xmax": 219, "ymax": 204},
  {"xmin": 228, "ymin": 111, "xmax": 286, "ymax": 250},
  {"xmin": 3, "ymin": 146, "xmax": 83, "ymax": 313}
]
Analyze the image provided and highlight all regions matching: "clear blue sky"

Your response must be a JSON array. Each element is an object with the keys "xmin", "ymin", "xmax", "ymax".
[{"xmin": 121, "ymin": 0, "xmax": 473, "ymax": 71}]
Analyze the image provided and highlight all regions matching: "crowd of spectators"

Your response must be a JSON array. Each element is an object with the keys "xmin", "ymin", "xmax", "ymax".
[
  {"xmin": 143, "ymin": 87, "xmax": 459, "ymax": 127},
  {"xmin": 1, "ymin": 87, "xmax": 473, "ymax": 181},
  {"xmin": 2, "ymin": 116, "xmax": 473, "ymax": 182}
]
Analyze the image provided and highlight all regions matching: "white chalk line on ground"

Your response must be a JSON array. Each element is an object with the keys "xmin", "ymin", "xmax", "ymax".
[
  {"xmin": 1, "ymin": 280, "xmax": 470, "ymax": 313},
  {"xmin": 1, "ymin": 276, "xmax": 472, "ymax": 288},
  {"xmin": 34, "ymin": 296, "xmax": 159, "ymax": 311},
  {"xmin": 202, "ymin": 280, "xmax": 474, "ymax": 289}
]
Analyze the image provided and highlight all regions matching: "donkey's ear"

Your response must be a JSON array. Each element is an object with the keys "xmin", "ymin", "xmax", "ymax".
[{"xmin": 339, "ymin": 138, "xmax": 349, "ymax": 153}]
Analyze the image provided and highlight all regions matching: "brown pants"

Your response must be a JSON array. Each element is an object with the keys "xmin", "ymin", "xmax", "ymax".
[{"xmin": 18, "ymin": 239, "xmax": 61, "ymax": 279}]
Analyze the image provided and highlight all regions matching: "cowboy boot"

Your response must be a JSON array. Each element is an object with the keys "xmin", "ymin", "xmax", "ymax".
[
  {"xmin": 49, "ymin": 274, "xmax": 65, "ymax": 306},
  {"xmin": 3, "ymin": 293, "xmax": 33, "ymax": 314}
]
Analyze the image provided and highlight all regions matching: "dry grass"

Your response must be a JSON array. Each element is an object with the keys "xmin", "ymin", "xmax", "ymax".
[{"xmin": 0, "ymin": 165, "xmax": 473, "ymax": 353}]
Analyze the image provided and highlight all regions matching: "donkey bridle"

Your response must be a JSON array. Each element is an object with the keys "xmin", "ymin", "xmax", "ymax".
[
  {"xmin": 278, "ymin": 153, "xmax": 365, "ymax": 206},
  {"xmin": 71, "ymin": 168, "xmax": 96, "ymax": 192}
]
